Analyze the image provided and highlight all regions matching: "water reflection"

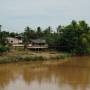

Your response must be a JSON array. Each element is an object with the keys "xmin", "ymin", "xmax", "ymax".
[{"xmin": 0, "ymin": 56, "xmax": 90, "ymax": 90}]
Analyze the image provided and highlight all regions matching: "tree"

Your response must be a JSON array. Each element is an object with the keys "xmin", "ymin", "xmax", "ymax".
[
  {"xmin": 44, "ymin": 26, "xmax": 52, "ymax": 35},
  {"xmin": 58, "ymin": 20, "xmax": 90, "ymax": 54},
  {"xmin": 23, "ymin": 26, "xmax": 36, "ymax": 49},
  {"xmin": 57, "ymin": 25, "xmax": 62, "ymax": 34},
  {"xmin": 9, "ymin": 32, "xmax": 17, "ymax": 37},
  {"xmin": 0, "ymin": 25, "xmax": 10, "ymax": 54},
  {"xmin": 0, "ymin": 25, "xmax": 2, "ymax": 32},
  {"xmin": 36, "ymin": 27, "xmax": 43, "ymax": 38},
  {"xmin": 0, "ymin": 31, "xmax": 9, "ymax": 45}
]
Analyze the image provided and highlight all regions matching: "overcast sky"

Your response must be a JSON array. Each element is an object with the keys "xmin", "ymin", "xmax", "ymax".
[{"xmin": 0, "ymin": 0, "xmax": 90, "ymax": 32}]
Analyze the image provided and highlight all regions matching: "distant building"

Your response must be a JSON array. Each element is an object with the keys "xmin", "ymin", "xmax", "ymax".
[
  {"xmin": 7, "ymin": 38, "xmax": 48, "ymax": 50},
  {"xmin": 27, "ymin": 39, "xmax": 48, "ymax": 49},
  {"xmin": 7, "ymin": 37, "xmax": 24, "ymax": 47}
]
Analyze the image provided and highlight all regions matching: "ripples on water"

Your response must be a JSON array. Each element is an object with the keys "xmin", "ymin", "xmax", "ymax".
[{"xmin": 0, "ymin": 56, "xmax": 90, "ymax": 90}]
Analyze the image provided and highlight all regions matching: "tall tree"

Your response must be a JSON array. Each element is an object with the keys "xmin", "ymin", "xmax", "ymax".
[{"xmin": 36, "ymin": 26, "xmax": 43, "ymax": 38}]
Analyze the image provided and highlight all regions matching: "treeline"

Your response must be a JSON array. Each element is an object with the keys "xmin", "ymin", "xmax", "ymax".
[{"xmin": 0, "ymin": 20, "xmax": 90, "ymax": 55}]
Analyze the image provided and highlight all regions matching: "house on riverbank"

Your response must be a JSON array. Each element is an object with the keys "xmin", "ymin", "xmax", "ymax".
[
  {"xmin": 7, "ymin": 38, "xmax": 48, "ymax": 50},
  {"xmin": 27, "ymin": 39, "xmax": 48, "ymax": 50},
  {"xmin": 7, "ymin": 37, "xmax": 24, "ymax": 47}
]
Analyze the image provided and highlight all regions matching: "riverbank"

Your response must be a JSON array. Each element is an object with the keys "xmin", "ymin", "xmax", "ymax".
[{"xmin": 0, "ymin": 50, "xmax": 71, "ymax": 64}]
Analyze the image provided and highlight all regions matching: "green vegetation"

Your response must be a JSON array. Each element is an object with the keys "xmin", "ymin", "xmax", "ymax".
[
  {"xmin": 0, "ymin": 45, "xmax": 9, "ymax": 54},
  {"xmin": 22, "ymin": 20, "xmax": 90, "ymax": 55},
  {"xmin": 0, "ymin": 20, "xmax": 90, "ymax": 56},
  {"xmin": 0, "ymin": 51, "xmax": 70, "ymax": 64},
  {"xmin": 58, "ymin": 21, "xmax": 90, "ymax": 55},
  {"xmin": 0, "ymin": 26, "xmax": 9, "ymax": 54}
]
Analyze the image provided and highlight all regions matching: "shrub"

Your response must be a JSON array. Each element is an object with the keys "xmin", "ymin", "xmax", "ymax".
[{"xmin": 0, "ymin": 45, "xmax": 9, "ymax": 54}]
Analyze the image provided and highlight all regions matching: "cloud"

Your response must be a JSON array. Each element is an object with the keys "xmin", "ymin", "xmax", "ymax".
[{"xmin": 0, "ymin": 0, "xmax": 90, "ymax": 32}]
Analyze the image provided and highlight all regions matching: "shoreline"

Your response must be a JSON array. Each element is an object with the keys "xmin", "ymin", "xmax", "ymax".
[
  {"xmin": 0, "ymin": 50, "xmax": 89, "ymax": 65},
  {"xmin": 0, "ymin": 54, "xmax": 70, "ymax": 64},
  {"xmin": 0, "ymin": 50, "xmax": 71, "ymax": 64},
  {"xmin": 0, "ymin": 58, "xmax": 69, "ymax": 67}
]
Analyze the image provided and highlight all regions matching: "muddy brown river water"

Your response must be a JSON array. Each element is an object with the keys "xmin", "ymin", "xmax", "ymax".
[{"xmin": 0, "ymin": 56, "xmax": 90, "ymax": 90}]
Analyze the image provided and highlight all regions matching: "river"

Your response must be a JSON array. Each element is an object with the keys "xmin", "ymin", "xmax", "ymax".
[{"xmin": 0, "ymin": 56, "xmax": 90, "ymax": 90}]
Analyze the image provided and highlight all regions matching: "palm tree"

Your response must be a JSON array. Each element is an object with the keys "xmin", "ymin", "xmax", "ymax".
[{"xmin": 0, "ymin": 25, "xmax": 2, "ymax": 32}]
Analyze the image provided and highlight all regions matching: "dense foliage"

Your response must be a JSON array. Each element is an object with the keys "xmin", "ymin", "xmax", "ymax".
[
  {"xmin": 22, "ymin": 20, "xmax": 90, "ymax": 55},
  {"xmin": 0, "ymin": 26, "xmax": 9, "ymax": 53},
  {"xmin": 58, "ymin": 21, "xmax": 90, "ymax": 54},
  {"xmin": 0, "ymin": 20, "xmax": 90, "ymax": 55}
]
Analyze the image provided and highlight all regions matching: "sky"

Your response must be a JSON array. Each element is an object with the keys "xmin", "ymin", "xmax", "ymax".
[{"xmin": 0, "ymin": 0, "xmax": 90, "ymax": 32}]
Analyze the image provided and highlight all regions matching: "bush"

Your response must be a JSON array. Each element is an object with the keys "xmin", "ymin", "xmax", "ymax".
[{"xmin": 0, "ymin": 45, "xmax": 9, "ymax": 53}]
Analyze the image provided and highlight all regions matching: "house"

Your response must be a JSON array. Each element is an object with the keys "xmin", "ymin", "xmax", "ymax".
[
  {"xmin": 7, "ymin": 37, "xmax": 48, "ymax": 50},
  {"xmin": 7, "ymin": 37, "xmax": 24, "ymax": 47},
  {"xmin": 27, "ymin": 39, "xmax": 48, "ymax": 50}
]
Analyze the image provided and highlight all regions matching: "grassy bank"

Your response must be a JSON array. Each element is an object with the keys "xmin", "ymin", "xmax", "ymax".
[{"xmin": 0, "ymin": 50, "xmax": 71, "ymax": 64}]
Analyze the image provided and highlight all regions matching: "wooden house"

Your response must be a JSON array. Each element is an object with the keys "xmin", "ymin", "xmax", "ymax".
[{"xmin": 27, "ymin": 39, "xmax": 48, "ymax": 50}]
